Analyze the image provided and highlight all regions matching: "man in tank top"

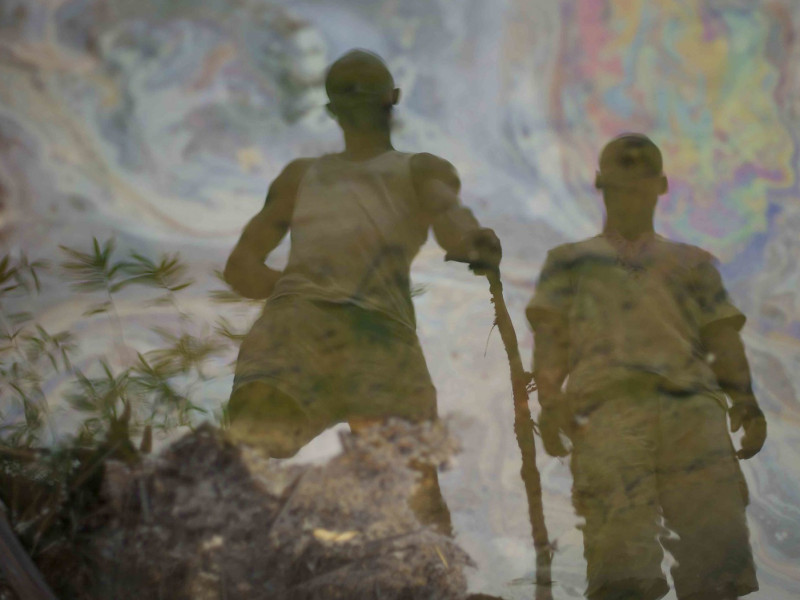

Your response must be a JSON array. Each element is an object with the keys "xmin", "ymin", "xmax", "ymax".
[{"xmin": 222, "ymin": 50, "xmax": 501, "ymax": 469}]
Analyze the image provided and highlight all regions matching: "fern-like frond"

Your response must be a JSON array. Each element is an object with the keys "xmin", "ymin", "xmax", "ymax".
[
  {"xmin": 22, "ymin": 325, "xmax": 76, "ymax": 372},
  {"xmin": 130, "ymin": 353, "xmax": 186, "ymax": 408},
  {"xmin": 214, "ymin": 317, "xmax": 248, "ymax": 342},
  {"xmin": 59, "ymin": 237, "xmax": 125, "ymax": 293},
  {"xmin": 15, "ymin": 254, "xmax": 49, "ymax": 293},
  {"xmin": 146, "ymin": 328, "xmax": 225, "ymax": 376},
  {"xmin": 116, "ymin": 251, "xmax": 194, "ymax": 293},
  {"xmin": 64, "ymin": 362, "xmax": 131, "ymax": 420},
  {"xmin": 0, "ymin": 253, "xmax": 49, "ymax": 297}
]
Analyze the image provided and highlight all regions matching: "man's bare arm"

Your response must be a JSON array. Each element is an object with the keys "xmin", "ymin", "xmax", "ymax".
[
  {"xmin": 529, "ymin": 311, "xmax": 571, "ymax": 457},
  {"xmin": 223, "ymin": 159, "xmax": 311, "ymax": 299},
  {"xmin": 411, "ymin": 153, "xmax": 501, "ymax": 270},
  {"xmin": 530, "ymin": 313, "xmax": 570, "ymax": 406},
  {"xmin": 701, "ymin": 320, "xmax": 767, "ymax": 459},
  {"xmin": 411, "ymin": 153, "xmax": 479, "ymax": 250},
  {"xmin": 701, "ymin": 320, "xmax": 756, "ymax": 406}
]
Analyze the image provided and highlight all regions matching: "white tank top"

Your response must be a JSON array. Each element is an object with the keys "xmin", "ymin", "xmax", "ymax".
[{"xmin": 270, "ymin": 150, "xmax": 428, "ymax": 329}]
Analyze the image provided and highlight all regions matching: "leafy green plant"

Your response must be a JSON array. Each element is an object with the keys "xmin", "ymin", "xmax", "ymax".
[
  {"xmin": 0, "ymin": 255, "xmax": 66, "ymax": 447},
  {"xmin": 146, "ymin": 326, "xmax": 225, "ymax": 379},
  {"xmin": 0, "ymin": 239, "xmax": 260, "ymax": 598},
  {"xmin": 214, "ymin": 315, "xmax": 249, "ymax": 343},
  {"xmin": 64, "ymin": 362, "xmax": 134, "ymax": 444},
  {"xmin": 59, "ymin": 238, "xmax": 132, "ymax": 362},
  {"xmin": 0, "ymin": 254, "xmax": 48, "ymax": 296},
  {"xmin": 118, "ymin": 251, "xmax": 194, "ymax": 318},
  {"xmin": 0, "ymin": 241, "xmax": 227, "ymax": 449},
  {"xmin": 23, "ymin": 325, "xmax": 76, "ymax": 373},
  {"xmin": 54, "ymin": 239, "xmax": 234, "ymax": 440},
  {"xmin": 130, "ymin": 353, "xmax": 197, "ymax": 431}
]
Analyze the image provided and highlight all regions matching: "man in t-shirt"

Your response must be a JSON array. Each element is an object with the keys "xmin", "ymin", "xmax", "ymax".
[
  {"xmin": 223, "ymin": 49, "xmax": 500, "ymax": 465},
  {"xmin": 527, "ymin": 134, "xmax": 766, "ymax": 600}
]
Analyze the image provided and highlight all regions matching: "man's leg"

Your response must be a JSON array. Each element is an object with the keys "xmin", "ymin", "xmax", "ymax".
[
  {"xmin": 657, "ymin": 392, "xmax": 758, "ymax": 600},
  {"xmin": 348, "ymin": 417, "xmax": 453, "ymax": 536},
  {"xmin": 570, "ymin": 392, "xmax": 669, "ymax": 600},
  {"xmin": 228, "ymin": 297, "xmax": 345, "ymax": 458},
  {"xmin": 406, "ymin": 458, "xmax": 453, "ymax": 536}
]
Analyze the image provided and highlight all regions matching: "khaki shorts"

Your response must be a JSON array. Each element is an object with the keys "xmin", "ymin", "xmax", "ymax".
[
  {"xmin": 231, "ymin": 296, "xmax": 437, "ymax": 435},
  {"xmin": 569, "ymin": 385, "xmax": 757, "ymax": 600}
]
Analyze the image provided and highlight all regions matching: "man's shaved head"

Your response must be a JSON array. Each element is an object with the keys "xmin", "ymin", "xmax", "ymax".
[
  {"xmin": 325, "ymin": 50, "xmax": 395, "ymax": 100},
  {"xmin": 595, "ymin": 132, "xmax": 668, "ymax": 209},
  {"xmin": 599, "ymin": 133, "xmax": 663, "ymax": 178}
]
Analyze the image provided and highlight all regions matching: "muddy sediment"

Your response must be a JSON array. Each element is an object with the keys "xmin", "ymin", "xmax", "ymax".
[{"xmin": 83, "ymin": 420, "xmax": 473, "ymax": 600}]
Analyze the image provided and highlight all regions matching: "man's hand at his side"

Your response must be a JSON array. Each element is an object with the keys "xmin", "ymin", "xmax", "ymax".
[
  {"xmin": 224, "ymin": 158, "xmax": 310, "ymax": 299},
  {"xmin": 539, "ymin": 399, "xmax": 573, "ymax": 458},
  {"xmin": 530, "ymin": 311, "xmax": 571, "ymax": 458},
  {"xmin": 227, "ymin": 264, "xmax": 282, "ymax": 300},
  {"xmin": 729, "ymin": 403, "xmax": 767, "ymax": 459},
  {"xmin": 701, "ymin": 319, "xmax": 767, "ymax": 460}
]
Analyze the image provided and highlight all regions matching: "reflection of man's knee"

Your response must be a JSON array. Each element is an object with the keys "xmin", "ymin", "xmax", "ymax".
[
  {"xmin": 229, "ymin": 382, "xmax": 301, "ymax": 419},
  {"xmin": 227, "ymin": 382, "xmax": 315, "ymax": 458}
]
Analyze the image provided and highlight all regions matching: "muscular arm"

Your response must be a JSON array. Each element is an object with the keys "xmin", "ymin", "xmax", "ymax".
[
  {"xmin": 223, "ymin": 159, "xmax": 311, "ymax": 299},
  {"xmin": 410, "ymin": 153, "xmax": 481, "ymax": 253}
]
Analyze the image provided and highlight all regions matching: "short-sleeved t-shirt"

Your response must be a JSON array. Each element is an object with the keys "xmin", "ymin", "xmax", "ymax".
[{"xmin": 526, "ymin": 232, "xmax": 745, "ymax": 395}]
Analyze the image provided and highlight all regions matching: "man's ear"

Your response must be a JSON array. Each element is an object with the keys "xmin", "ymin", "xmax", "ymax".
[
  {"xmin": 658, "ymin": 174, "xmax": 668, "ymax": 195},
  {"xmin": 325, "ymin": 102, "xmax": 337, "ymax": 120},
  {"xmin": 594, "ymin": 170, "xmax": 603, "ymax": 190}
]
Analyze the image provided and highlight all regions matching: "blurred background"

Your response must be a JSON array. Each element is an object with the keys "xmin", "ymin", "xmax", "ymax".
[{"xmin": 1, "ymin": 0, "xmax": 798, "ymax": 598}]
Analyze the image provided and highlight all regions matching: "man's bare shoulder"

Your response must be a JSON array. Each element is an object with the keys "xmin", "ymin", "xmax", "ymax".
[
  {"xmin": 274, "ymin": 158, "xmax": 315, "ymax": 189},
  {"xmin": 262, "ymin": 158, "xmax": 315, "ymax": 211},
  {"xmin": 409, "ymin": 152, "xmax": 460, "ymax": 191}
]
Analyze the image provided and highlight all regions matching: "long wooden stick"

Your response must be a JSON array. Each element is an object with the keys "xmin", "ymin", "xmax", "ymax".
[{"xmin": 486, "ymin": 270, "xmax": 553, "ymax": 600}]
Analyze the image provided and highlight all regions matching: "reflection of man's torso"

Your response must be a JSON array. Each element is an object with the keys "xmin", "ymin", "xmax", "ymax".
[
  {"xmin": 536, "ymin": 233, "xmax": 759, "ymax": 600},
  {"xmin": 231, "ymin": 150, "xmax": 440, "ymax": 447},
  {"xmin": 533, "ymin": 232, "xmax": 744, "ymax": 399},
  {"xmin": 272, "ymin": 150, "xmax": 428, "ymax": 330}
]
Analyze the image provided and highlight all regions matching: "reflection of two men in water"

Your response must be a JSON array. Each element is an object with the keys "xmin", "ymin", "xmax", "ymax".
[{"xmin": 224, "ymin": 50, "xmax": 766, "ymax": 600}]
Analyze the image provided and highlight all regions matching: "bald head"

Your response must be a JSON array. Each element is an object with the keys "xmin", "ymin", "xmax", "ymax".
[
  {"xmin": 595, "ymin": 132, "xmax": 668, "ymax": 230},
  {"xmin": 599, "ymin": 133, "xmax": 663, "ymax": 179},
  {"xmin": 325, "ymin": 50, "xmax": 395, "ymax": 100}
]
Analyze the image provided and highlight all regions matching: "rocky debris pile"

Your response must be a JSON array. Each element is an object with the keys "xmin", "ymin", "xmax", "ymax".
[{"xmin": 91, "ymin": 420, "xmax": 474, "ymax": 599}]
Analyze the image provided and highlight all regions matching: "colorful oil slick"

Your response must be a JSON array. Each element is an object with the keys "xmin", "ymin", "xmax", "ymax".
[{"xmin": 1, "ymin": 1, "xmax": 798, "ymax": 598}]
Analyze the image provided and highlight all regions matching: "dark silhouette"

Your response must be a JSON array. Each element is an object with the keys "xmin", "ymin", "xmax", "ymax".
[
  {"xmin": 222, "ymin": 50, "xmax": 501, "ymax": 532},
  {"xmin": 527, "ymin": 134, "xmax": 766, "ymax": 600}
]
